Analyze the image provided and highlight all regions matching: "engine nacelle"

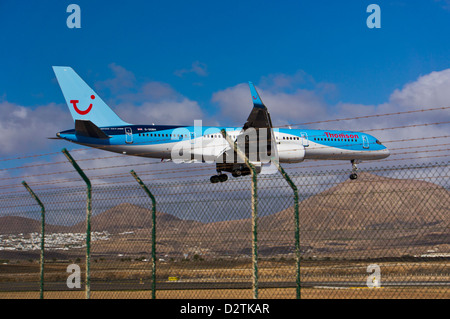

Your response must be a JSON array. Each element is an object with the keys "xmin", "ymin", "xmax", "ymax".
[{"xmin": 277, "ymin": 143, "xmax": 305, "ymax": 163}]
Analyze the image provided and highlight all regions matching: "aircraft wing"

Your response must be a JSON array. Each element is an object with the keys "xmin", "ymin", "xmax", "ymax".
[
  {"xmin": 211, "ymin": 82, "xmax": 278, "ymax": 172},
  {"xmin": 235, "ymin": 82, "xmax": 279, "ymax": 166}
]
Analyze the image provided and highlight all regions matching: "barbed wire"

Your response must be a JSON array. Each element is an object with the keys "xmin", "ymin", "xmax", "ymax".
[
  {"xmin": 0, "ymin": 103, "xmax": 448, "ymax": 163},
  {"xmin": 2, "ymin": 124, "xmax": 449, "ymax": 174},
  {"xmin": 273, "ymin": 106, "xmax": 450, "ymax": 128},
  {"xmin": 0, "ymin": 114, "xmax": 448, "ymax": 193},
  {"xmin": 2, "ymin": 141, "xmax": 449, "ymax": 183},
  {"xmin": 1, "ymin": 162, "xmax": 448, "ymax": 208},
  {"xmin": 2, "ymin": 153, "xmax": 448, "ymax": 194}
]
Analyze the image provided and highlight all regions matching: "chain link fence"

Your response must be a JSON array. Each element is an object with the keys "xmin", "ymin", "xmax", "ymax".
[{"xmin": 0, "ymin": 161, "xmax": 448, "ymax": 299}]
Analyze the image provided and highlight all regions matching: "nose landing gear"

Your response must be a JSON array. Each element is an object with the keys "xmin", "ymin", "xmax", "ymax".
[{"xmin": 349, "ymin": 160, "xmax": 359, "ymax": 180}]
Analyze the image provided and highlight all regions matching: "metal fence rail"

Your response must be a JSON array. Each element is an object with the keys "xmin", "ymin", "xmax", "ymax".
[{"xmin": 0, "ymin": 161, "xmax": 448, "ymax": 299}]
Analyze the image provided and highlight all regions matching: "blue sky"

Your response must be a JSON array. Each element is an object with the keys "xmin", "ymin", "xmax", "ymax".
[
  {"xmin": 1, "ymin": 0, "xmax": 450, "ymax": 108},
  {"xmin": 0, "ymin": 0, "xmax": 450, "ymax": 187}
]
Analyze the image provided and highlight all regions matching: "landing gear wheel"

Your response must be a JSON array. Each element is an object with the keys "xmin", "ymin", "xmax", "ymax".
[
  {"xmin": 349, "ymin": 173, "xmax": 358, "ymax": 180},
  {"xmin": 210, "ymin": 174, "xmax": 228, "ymax": 183},
  {"xmin": 210, "ymin": 175, "xmax": 220, "ymax": 183},
  {"xmin": 232, "ymin": 170, "xmax": 242, "ymax": 178}
]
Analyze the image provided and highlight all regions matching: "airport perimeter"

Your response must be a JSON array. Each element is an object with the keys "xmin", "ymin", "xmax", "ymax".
[{"xmin": 0, "ymin": 161, "xmax": 448, "ymax": 299}]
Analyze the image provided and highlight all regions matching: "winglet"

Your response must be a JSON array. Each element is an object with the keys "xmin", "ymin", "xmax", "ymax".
[{"xmin": 248, "ymin": 82, "xmax": 265, "ymax": 109}]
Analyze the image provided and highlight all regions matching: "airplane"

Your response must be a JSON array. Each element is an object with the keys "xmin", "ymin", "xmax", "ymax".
[{"xmin": 52, "ymin": 66, "xmax": 390, "ymax": 183}]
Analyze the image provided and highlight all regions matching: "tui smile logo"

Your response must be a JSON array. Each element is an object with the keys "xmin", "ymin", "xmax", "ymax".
[{"xmin": 70, "ymin": 95, "xmax": 95, "ymax": 115}]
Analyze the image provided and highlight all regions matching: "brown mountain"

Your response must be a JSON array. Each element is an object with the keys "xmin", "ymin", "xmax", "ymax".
[
  {"xmin": 67, "ymin": 203, "xmax": 197, "ymax": 233},
  {"xmin": 1, "ymin": 173, "xmax": 448, "ymax": 258},
  {"xmin": 253, "ymin": 172, "xmax": 450, "ymax": 257},
  {"xmin": 0, "ymin": 216, "xmax": 69, "ymax": 234},
  {"xmin": 262, "ymin": 172, "xmax": 448, "ymax": 231},
  {"xmin": 152, "ymin": 172, "xmax": 449, "ymax": 258}
]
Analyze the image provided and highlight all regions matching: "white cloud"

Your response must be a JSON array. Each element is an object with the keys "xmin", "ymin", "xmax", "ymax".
[
  {"xmin": 325, "ymin": 70, "xmax": 450, "ymax": 166},
  {"xmin": 2, "ymin": 66, "xmax": 449, "ymax": 190},
  {"xmin": 389, "ymin": 69, "xmax": 450, "ymax": 109},
  {"xmin": 329, "ymin": 69, "xmax": 450, "ymax": 128},
  {"xmin": 92, "ymin": 63, "xmax": 207, "ymax": 125},
  {"xmin": 212, "ymin": 69, "xmax": 450, "ymax": 166},
  {"xmin": 0, "ymin": 101, "xmax": 71, "ymax": 156},
  {"xmin": 116, "ymin": 99, "xmax": 204, "ymax": 125},
  {"xmin": 95, "ymin": 63, "xmax": 136, "ymax": 94},
  {"xmin": 211, "ymin": 72, "xmax": 332, "ymax": 127},
  {"xmin": 174, "ymin": 61, "xmax": 208, "ymax": 77}
]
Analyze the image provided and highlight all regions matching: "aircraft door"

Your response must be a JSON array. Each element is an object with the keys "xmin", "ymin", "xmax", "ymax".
[
  {"xmin": 362, "ymin": 135, "xmax": 369, "ymax": 149},
  {"xmin": 125, "ymin": 127, "xmax": 133, "ymax": 144},
  {"xmin": 301, "ymin": 132, "xmax": 309, "ymax": 147}
]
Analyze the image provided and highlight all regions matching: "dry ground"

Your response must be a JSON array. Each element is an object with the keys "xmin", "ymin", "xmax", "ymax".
[
  {"xmin": 0, "ymin": 287, "xmax": 448, "ymax": 299},
  {"xmin": 1, "ymin": 259, "xmax": 448, "ymax": 299}
]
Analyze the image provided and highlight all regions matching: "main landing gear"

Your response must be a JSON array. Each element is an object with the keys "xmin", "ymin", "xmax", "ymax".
[
  {"xmin": 210, "ymin": 164, "xmax": 253, "ymax": 183},
  {"xmin": 349, "ymin": 160, "xmax": 358, "ymax": 180},
  {"xmin": 210, "ymin": 173, "xmax": 228, "ymax": 183}
]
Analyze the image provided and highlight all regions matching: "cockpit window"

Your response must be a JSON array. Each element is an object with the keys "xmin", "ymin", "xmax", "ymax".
[{"xmin": 376, "ymin": 140, "xmax": 382, "ymax": 145}]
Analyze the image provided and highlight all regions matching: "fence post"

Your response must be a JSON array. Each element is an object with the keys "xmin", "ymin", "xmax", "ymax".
[
  {"xmin": 61, "ymin": 148, "xmax": 92, "ymax": 299},
  {"xmin": 272, "ymin": 162, "xmax": 301, "ymax": 299},
  {"xmin": 220, "ymin": 129, "xmax": 259, "ymax": 299},
  {"xmin": 21, "ymin": 181, "xmax": 45, "ymax": 300},
  {"xmin": 130, "ymin": 170, "xmax": 157, "ymax": 300}
]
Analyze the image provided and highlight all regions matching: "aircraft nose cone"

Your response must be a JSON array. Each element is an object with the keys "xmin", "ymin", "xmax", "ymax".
[{"xmin": 383, "ymin": 147, "xmax": 390, "ymax": 158}]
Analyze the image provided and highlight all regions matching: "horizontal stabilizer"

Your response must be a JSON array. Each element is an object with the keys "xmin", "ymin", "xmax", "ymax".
[{"xmin": 75, "ymin": 120, "xmax": 110, "ymax": 139}]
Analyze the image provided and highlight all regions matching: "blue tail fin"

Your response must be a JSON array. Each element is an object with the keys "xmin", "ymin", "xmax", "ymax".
[{"xmin": 53, "ymin": 66, "xmax": 129, "ymax": 127}]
